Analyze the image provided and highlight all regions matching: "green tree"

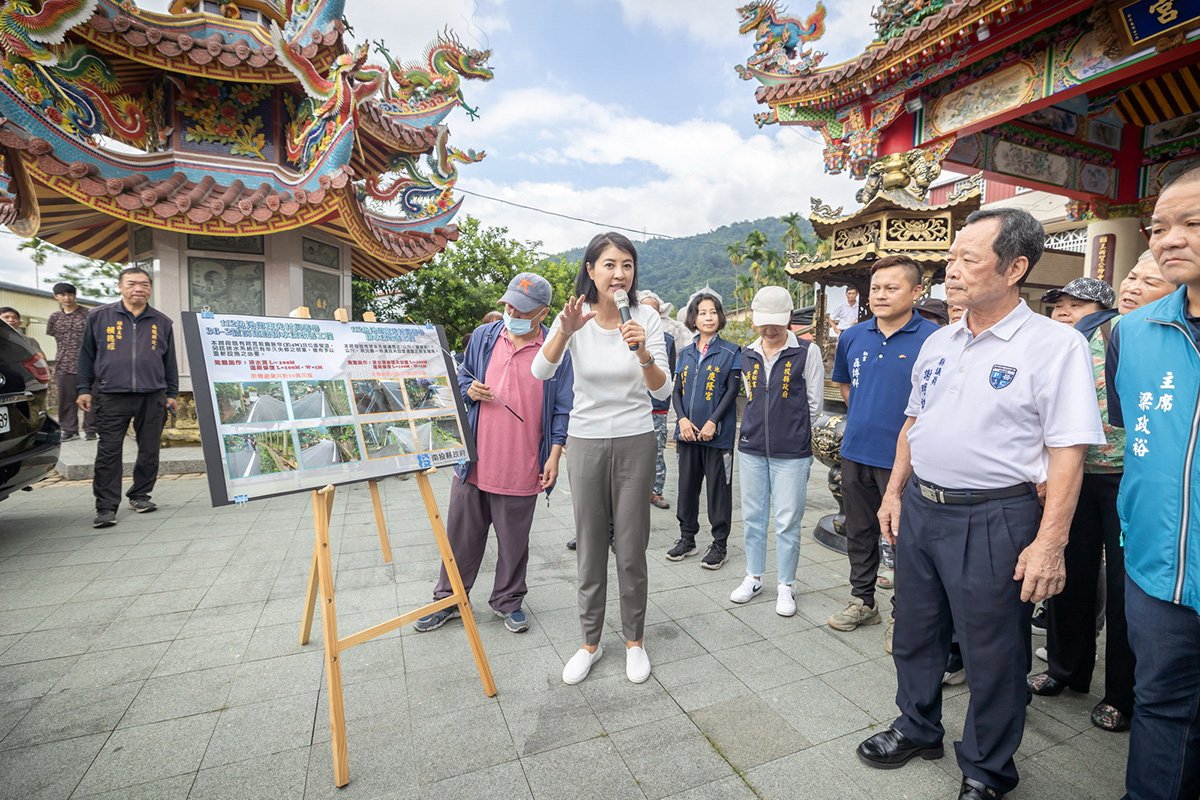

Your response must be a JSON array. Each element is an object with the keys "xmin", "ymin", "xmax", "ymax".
[
  {"xmin": 49, "ymin": 256, "xmax": 124, "ymax": 298},
  {"xmin": 352, "ymin": 216, "xmax": 541, "ymax": 351},
  {"xmin": 19, "ymin": 237, "xmax": 58, "ymax": 288}
]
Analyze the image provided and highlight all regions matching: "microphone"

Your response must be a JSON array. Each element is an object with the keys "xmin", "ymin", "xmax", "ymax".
[{"xmin": 613, "ymin": 290, "xmax": 638, "ymax": 351}]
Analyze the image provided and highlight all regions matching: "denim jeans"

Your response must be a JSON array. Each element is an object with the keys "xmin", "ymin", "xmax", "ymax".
[
  {"xmin": 737, "ymin": 451, "xmax": 812, "ymax": 585},
  {"xmin": 1123, "ymin": 576, "xmax": 1200, "ymax": 800}
]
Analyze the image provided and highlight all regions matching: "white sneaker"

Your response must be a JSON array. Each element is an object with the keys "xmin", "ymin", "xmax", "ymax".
[
  {"xmin": 626, "ymin": 645, "xmax": 651, "ymax": 683},
  {"xmin": 562, "ymin": 646, "xmax": 603, "ymax": 685},
  {"xmin": 730, "ymin": 575, "xmax": 763, "ymax": 604},
  {"xmin": 1035, "ymin": 645, "xmax": 1047, "ymax": 663},
  {"xmin": 943, "ymin": 668, "xmax": 966, "ymax": 686},
  {"xmin": 775, "ymin": 583, "xmax": 796, "ymax": 617}
]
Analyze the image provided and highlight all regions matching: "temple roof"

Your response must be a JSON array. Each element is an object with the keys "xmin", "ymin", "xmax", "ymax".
[{"xmin": 756, "ymin": 0, "xmax": 1035, "ymax": 107}]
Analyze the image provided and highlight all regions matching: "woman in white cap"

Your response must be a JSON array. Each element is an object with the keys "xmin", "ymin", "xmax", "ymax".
[
  {"xmin": 532, "ymin": 232, "xmax": 672, "ymax": 685},
  {"xmin": 729, "ymin": 286, "xmax": 824, "ymax": 616}
]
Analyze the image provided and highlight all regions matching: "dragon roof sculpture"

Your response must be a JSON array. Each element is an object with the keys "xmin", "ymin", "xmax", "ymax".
[
  {"xmin": 0, "ymin": 0, "xmax": 492, "ymax": 277},
  {"xmin": 735, "ymin": 1, "xmax": 827, "ymax": 85}
]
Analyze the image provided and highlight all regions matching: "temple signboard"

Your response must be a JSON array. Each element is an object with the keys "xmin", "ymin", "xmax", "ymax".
[{"xmin": 1117, "ymin": 0, "xmax": 1200, "ymax": 46}]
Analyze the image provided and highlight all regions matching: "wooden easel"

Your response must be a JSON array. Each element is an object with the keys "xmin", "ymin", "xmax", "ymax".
[{"xmin": 294, "ymin": 307, "xmax": 495, "ymax": 788}]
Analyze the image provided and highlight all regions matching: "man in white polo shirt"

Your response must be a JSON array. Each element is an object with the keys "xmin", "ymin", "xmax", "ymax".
[{"xmin": 855, "ymin": 208, "xmax": 1104, "ymax": 800}]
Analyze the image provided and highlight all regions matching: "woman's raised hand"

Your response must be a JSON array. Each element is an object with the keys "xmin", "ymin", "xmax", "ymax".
[{"xmin": 557, "ymin": 295, "xmax": 596, "ymax": 336}]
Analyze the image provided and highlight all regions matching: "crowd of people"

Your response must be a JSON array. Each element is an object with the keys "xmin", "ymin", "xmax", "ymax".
[{"xmin": 414, "ymin": 167, "xmax": 1200, "ymax": 800}]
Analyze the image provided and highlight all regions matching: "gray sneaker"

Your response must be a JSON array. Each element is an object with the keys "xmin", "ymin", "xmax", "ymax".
[
  {"xmin": 413, "ymin": 607, "xmax": 460, "ymax": 632},
  {"xmin": 92, "ymin": 510, "xmax": 117, "ymax": 528},
  {"xmin": 827, "ymin": 598, "xmax": 882, "ymax": 631},
  {"xmin": 129, "ymin": 499, "xmax": 157, "ymax": 513},
  {"xmin": 502, "ymin": 609, "xmax": 529, "ymax": 633}
]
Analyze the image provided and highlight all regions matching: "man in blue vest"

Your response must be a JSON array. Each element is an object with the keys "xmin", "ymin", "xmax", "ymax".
[{"xmin": 1106, "ymin": 166, "xmax": 1200, "ymax": 800}]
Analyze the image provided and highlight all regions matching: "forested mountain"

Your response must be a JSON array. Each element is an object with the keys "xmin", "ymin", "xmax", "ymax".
[{"xmin": 554, "ymin": 216, "xmax": 814, "ymax": 308}]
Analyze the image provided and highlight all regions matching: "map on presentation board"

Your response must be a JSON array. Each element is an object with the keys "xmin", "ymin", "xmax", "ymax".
[{"xmin": 182, "ymin": 313, "xmax": 473, "ymax": 507}]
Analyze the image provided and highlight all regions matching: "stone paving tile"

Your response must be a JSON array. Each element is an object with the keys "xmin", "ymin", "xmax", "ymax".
[
  {"xmin": 611, "ymin": 713, "xmax": 736, "ymax": 800},
  {"xmin": 0, "ymin": 682, "xmax": 140, "ymax": 751},
  {"xmin": 0, "ymin": 473, "xmax": 1130, "ymax": 800},
  {"xmin": 76, "ymin": 713, "xmax": 218, "ymax": 796},
  {"xmin": 688, "ymin": 694, "xmax": 810, "ymax": 772},
  {"xmin": 521, "ymin": 736, "xmax": 644, "ymax": 800},
  {"xmin": 0, "ymin": 732, "xmax": 108, "ymax": 800}
]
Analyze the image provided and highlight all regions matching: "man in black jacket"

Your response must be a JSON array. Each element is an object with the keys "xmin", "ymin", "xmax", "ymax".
[{"xmin": 77, "ymin": 267, "xmax": 179, "ymax": 528}]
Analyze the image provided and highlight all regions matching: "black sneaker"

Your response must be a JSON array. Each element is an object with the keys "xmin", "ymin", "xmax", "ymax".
[
  {"xmin": 666, "ymin": 539, "xmax": 697, "ymax": 561},
  {"xmin": 93, "ymin": 511, "xmax": 117, "ymax": 528},
  {"xmin": 61, "ymin": 433, "xmax": 79, "ymax": 442},
  {"xmin": 84, "ymin": 433, "xmax": 97, "ymax": 440},
  {"xmin": 129, "ymin": 499, "xmax": 157, "ymax": 513},
  {"xmin": 413, "ymin": 607, "xmax": 460, "ymax": 632},
  {"xmin": 1031, "ymin": 604, "xmax": 1047, "ymax": 635},
  {"xmin": 701, "ymin": 544, "xmax": 727, "ymax": 570},
  {"xmin": 566, "ymin": 538, "xmax": 576, "ymax": 551}
]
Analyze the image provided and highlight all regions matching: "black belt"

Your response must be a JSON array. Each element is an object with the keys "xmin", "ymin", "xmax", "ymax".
[{"xmin": 914, "ymin": 477, "xmax": 1034, "ymax": 506}]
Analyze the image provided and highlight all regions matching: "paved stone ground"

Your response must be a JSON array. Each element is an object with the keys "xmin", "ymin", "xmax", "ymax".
[{"xmin": 0, "ymin": 455, "xmax": 1127, "ymax": 799}]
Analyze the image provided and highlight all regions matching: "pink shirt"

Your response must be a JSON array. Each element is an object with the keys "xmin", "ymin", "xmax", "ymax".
[{"xmin": 469, "ymin": 330, "xmax": 546, "ymax": 496}]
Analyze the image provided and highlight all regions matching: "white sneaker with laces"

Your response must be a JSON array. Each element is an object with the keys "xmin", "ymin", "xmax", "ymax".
[
  {"xmin": 626, "ymin": 645, "xmax": 651, "ymax": 683},
  {"xmin": 562, "ymin": 645, "xmax": 603, "ymax": 685},
  {"xmin": 730, "ymin": 575, "xmax": 763, "ymax": 604},
  {"xmin": 776, "ymin": 583, "xmax": 796, "ymax": 617}
]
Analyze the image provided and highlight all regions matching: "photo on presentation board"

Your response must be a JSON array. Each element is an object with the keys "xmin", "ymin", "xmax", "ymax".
[
  {"xmin": 184, "ymin": 313, "xmax": 474, "ymax": 506},
  {"xmin": 362, "ymin": 421, "xmax": 417, "ymax": 459},
  {"xmin": 352, "ymin": 379, "xmax": 407, "ymax": 415},
  {"xmin": 286, "ymin": 380, "xmax": 352, "ymax": 420},
  {"xmin": 214, "ymin": 381, "xmax": 288, "ymax": 424},
  {"xmin": 222, "ymin": 431, "xmax": 298, "ymax": 480},
  {"xmin": 404, "ymin": 376, "xmax": 453, "ymax": 410},
  {"xmin": 297, "ymin": 425, "xmax": 362, "ymax": 469},
  {"xmin": 430, "ymin": 414, "xmax": 466, "ymax": 450}
]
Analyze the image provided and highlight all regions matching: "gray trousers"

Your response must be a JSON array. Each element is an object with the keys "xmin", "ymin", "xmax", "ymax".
[
  {"xmin": 567, "ymin": 432, "xmax": 656, "ymax": 645},
  {"xmin": 433, "ymin": 476, "xmax": 538, "ymax": 614}
]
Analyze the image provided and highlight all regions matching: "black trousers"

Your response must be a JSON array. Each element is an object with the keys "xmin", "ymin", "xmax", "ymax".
[
  {"xmin": 1045, "ymin": 472, "xmax": 1135, "ymax": 713},
  {"xmin": 93, "ymin": 391, "xmax": 166, "ymax": 512},
  {"xmin": 892, "ymin": 479, "xmax": 1038, "ymax": 795},
  {"xmin": 675, "ymin": 442, "xmax": 732, "ymax": 547},
  {"xmin": 842, "ymin": 458, "xmax": 891, "ymax": 606}
]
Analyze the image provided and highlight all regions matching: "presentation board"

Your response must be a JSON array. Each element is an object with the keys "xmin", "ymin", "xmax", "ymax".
[{"xmin": 182, "ymin": 312, "xmax": 474, "ymax": 506}]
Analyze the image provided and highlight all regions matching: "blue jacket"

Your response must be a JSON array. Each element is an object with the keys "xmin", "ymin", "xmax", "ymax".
[
  {"xmin": 77, "ymin": 301, "xmax": 178, "ymax": 396},
  {"xmin": 672, "ymin": 334, "xmax": 741, "ymax": 450},
  {"xmin": 1107, "ymin": 287, "xmax": 1200, "ymax": 613},
  {"xmin": 651, "ymin": 332, "xmax": 677, "ymax": 413},
  {"xmin": 737, "ymin": 340, "xmax": 816, "ymax": 459},
  {"xmin": 454, "ymin": 320, "xmax": 573, "ymax": 497}
]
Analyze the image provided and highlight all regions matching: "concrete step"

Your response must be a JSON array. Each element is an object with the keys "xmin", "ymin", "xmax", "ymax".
[{"xmin": 55, "ymin": 437, "xmax": 206, "ymax": 480}]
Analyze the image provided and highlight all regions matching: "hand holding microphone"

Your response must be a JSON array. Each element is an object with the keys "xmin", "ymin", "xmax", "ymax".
[{"xmin": 613, "ymin": 289, "xmax": 641, "ymax": 352}]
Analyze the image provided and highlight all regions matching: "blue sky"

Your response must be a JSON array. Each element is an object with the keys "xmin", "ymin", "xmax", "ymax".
[{"xmin": 0, "ymin": 0, "xmax": 882, "ymax": 288}]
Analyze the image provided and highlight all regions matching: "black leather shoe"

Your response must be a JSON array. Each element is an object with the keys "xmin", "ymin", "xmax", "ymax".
[
  {"xmin": 565, "ymin": 538, "xmax": 576, "ymax": 551},
  {"xmin": 959, "ymin": 777, "xmax": 1003, "ymax": 799},
  {"xmin": 856, "ymin": 728, "xmax": 943, "ymax": 769},
  {"xmin": 1027, "ymin": 672, "xmax": 1087, "ymax": 696}
]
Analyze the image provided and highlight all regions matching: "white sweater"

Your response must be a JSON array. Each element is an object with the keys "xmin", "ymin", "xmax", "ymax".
[{"xmin": 532, "ymin": 302, "xmax": 673, "ymax": 439}]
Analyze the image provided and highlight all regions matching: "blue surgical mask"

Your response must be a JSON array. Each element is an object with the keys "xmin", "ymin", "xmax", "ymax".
[{"xmin": 503, "ymin": 311, "xmax": 534, "ymax": 335}]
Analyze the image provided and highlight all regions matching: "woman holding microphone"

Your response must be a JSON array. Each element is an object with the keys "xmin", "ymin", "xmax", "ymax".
[{"xmin": 532, "ymin": 232, "xmax": 672, "ymax": 685}]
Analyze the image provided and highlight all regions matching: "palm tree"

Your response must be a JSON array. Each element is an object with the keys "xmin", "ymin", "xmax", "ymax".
[{"xmin": 18, "ymin": 237, "xmax": 58, "ymax": 288}]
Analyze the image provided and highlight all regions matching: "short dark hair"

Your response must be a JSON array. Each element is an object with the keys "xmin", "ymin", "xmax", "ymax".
[
  {"xmin": 52, "ymin": 282, "xmax": 76, "ymax": 295},
  {"xmin": 575, "ymin": 232, "xmax": 639, "ymax": 306},
  {"xmin": 963, "ymin": 207, "xmax": 1044, "ymax": 287},
  {"xmin": 1160, "ymin": 165, "xmax": 1200, "ymax": 193},
  {"xmin": 684, "ymin": 292, "xmax": 726, "ymax": 332},
  {"xmin": 0, "ymin": 306, "xmax": 18, "ymax": 319},
  {"xmin": 118, "ymin": 266, "xmax": 152, "ymax": 284},
  {"xmin": 870, "ymin": 254, "xmax": 922, "ymax": 287}
]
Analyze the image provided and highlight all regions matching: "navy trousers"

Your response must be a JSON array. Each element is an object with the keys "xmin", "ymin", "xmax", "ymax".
[
  {"xmin": 1123, "ymin": 577, "xmax": 1200, "ymax": 800},
  {"xmin": 892, "ymin": 479, "xmax": 1038, "ymax": 794}
]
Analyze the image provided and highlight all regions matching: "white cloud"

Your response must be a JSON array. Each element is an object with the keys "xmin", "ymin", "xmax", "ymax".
[
  {"xmin": 614, "ymin": 0, "xmax": 879, "ymax": 63},
  {"xmin": 457, "ymin": 87, "xmax": 859, "ymax": 252}
]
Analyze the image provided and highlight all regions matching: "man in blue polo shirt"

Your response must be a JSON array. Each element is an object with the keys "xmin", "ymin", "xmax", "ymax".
[{"xmin": 828, "ymin": 255, "xmax": 938, "ymax": 637}]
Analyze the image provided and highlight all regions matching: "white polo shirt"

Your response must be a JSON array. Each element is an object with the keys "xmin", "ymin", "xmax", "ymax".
[{"xmin": 905, "ymin": 300, "xmax": 1104, "ymax": 489}]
